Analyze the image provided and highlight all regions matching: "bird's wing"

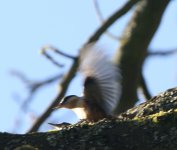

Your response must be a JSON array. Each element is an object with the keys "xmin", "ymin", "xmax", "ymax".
[{"xmin": 79, "ymin": 44, "xmax": 121, "ymax": 115}]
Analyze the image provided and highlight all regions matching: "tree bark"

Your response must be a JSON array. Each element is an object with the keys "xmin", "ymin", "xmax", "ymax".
[
  {"xmin": 1, "ymin": 87, "xmax": 177, "ymax": 150},
  {"xmin": 113, "ymin": 0, "xmax": 170, "ymax": 114}
]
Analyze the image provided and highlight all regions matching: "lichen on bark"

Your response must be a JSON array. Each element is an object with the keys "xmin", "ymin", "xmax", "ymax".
[{"xmin": 1, "ymin": 87, "xmax": 177, "ymax": 150}]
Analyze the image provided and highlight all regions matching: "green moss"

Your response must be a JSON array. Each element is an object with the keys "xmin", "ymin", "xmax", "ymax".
[
  {"xmin": 132, "ymin": 109, "xmax": 177, "ymax": 124},
  {"xmin": 47, "ymin": 129, "xmax": 61, "ymax": 132}
]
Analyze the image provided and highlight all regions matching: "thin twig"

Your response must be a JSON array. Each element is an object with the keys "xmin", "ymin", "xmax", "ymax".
[
  {"xmin": 41, "ymin": 50, "xmax": 64, "ymax": 68},
  {"xmin": 28, "ymin": 73, "xmax": 63, "ymax": 93},
  {"xmin": 139, "ymin": 72, "xmax": 152, "ymax": 101},
  {"xmin": 92, "ymin": 0, "xmax": 120, "ymax": 40},
  {"xmin": 11, "ymin": 71, "xmax": 63, "ymax": 112},
  {"xmin": 148, "ymin": 49, "xmax": 177, "ymax": 56},
  {"xmin": 10, "ymin": 70, "xmax": 31, "ymax": 84},
  {"xmin": 89, "ymin": 0, "xmax": 139, "ymax": 43},
  {"xmin": 28, "ymin": 0, "xmax": 139, "ymax": 133},
  {"xmin": 41, "ymin": 45, "xmax": 76, "ymax": 68},
  {"xmin": 41, "ymin": 45, "xmax": 76, "ymax": 59},
  {"xmin": 28, "ymin": 58, "xmax": 79, "ymax": 133}
]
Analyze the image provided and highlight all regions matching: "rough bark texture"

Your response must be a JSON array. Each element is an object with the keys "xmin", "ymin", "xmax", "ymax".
[
  {"xmin": 113, "ymin": 0, "xmax": 170, "ymax": 113},
  {"xmin": 1, "ymin": 87, "xmax": 177, "ymax": 150}
]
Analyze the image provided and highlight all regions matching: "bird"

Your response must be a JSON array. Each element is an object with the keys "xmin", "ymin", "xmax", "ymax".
[
  {"xmin": 48, "ymin": 122, "xmax": 71, "ymax": 130},
  {"xmin": 54, "ymin": 44, "xmax": 121, "ymax": 122}
]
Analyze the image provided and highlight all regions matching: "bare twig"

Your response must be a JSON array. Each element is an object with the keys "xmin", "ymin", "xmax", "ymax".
[
  {"xmin": 11, "ymin": 71, "xmax": 63, "ymax": 93},
  {"xmin": 28, "ymin": 0, "xmax": 139, "ymax": 133},
  {"xmin": 22, "ymin": 73, "xmax": 63, "ymax": 111},
  {"xmin": 148, "ymin": 49, "xmax": 177, "ymax": 56},
  {"xmin": 89, "ymin": 0, "xmax": 139, "ymax": 43},
  {"xmin": 41, "ymin": 45, "xmax": 76, "ymax": 59},
  {"xmin": 11, "ymin": 71, "xmax": 63, "ymax": 111},
  {"xmin": 92, "ymin": 0, "xmax": 120, "ymax": 40},
  {"xmin": 28, "ymin": 73, "xmax": 63, "ymax": 93},
  {"xmin": 139, "ymin": 72, "xmax": 152, "ymax": 101},
  {"xmin": 92, "ymin": 0, "xmax": 104, "ymax": 22},
  {"xmin": 10, "ymin": 71, "xmax": 31, "ymax": 84},
  {"xmin": 28, "ymin": 58, "xmax": 79, "ymax": 133},
  {"xmin": 41, "ymin": 45, "xmax": 77, "ymax": 68},
  {"xmin": 41, "ymin": 50, "xmax": 64, "ymax": 68}
]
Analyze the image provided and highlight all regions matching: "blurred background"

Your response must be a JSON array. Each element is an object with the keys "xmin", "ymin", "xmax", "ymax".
[{"xmin": 0, "ymin": 0, "xmax": 177, "ymax": 133}]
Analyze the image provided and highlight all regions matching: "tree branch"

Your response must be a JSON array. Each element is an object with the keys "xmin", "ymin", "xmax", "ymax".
[
  {"xmin": 41, "ymin": 50, "xmax": 64, "ymax": 68},
  {"xmin": 28, "ymin": 58, "xmax": 79, "ymax": 132},
  {"xmin": 148, "ymin": 49, "xmax": 177, "ymax": 56},
  {"xmin": 11, "ymin": 71, "xmax": 63, "ymax": 111},
  {"xmin": 28, "ymin": 0, "xmax": 139, "ymax": 133},
  {"xmin": 2, "ymin": 87, "xmax": 177, "ymax": 149},
  {"xmin": 41, "ymin": 45, "xmax": 76, "ymax": 68},
  {"xmin": 114, "ymin": 0, "xmax": 170, "ymax": 114},
  {"xmin": 139, "ymin": 72, "xmax": 152, "ymax": 100},
  {"xmin": 41, "ymin": 45, "xmax": 76, "ymax": 60},
  {"xmin": 92, "ymin": 0, "xmax": 120, "ymax": 40},
  {"xmin": 88, "ymin": 0, "xmax": 139, "ymax": 43}
]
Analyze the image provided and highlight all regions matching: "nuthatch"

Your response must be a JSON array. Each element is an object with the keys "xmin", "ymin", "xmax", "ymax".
[
  {"xmin": 55, "ymin": 44, "xmax": 121, "ymax": 122},
  {"xmin": 48, "ymin": 122, "xmax": 71, "ymax": 130}
]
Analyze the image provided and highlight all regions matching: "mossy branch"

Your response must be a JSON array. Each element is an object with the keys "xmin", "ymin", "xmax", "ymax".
[{"xmin": 1, "ymin": 87, "xmax": 177, "ymax": 150}]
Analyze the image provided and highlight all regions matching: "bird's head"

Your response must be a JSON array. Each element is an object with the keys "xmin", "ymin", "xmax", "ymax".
[
  {"xmin": 54, "ymin": 95, "xmax": 86, "ymax": 119},
  {"xmin": 54, "ymin": 95, "xmax": 83, "ymax": 109}
]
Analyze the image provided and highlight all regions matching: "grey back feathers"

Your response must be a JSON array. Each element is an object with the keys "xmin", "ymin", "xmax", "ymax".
[{"xmin": 79, "ymin": 44, "xmax": 121, "ymax": 115}]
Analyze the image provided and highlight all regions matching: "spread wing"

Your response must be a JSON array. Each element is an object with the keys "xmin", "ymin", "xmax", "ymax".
[{"xmin": 79, "ymin": 44, "xmax": 121, "ymax": 115}]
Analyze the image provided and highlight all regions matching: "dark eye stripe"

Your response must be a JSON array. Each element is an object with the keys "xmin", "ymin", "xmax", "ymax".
[{"xmin": 60, "ymin": 95, "xmax": 77, "ymax": 104}]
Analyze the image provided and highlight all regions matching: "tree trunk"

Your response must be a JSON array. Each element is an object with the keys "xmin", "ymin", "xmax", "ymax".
[{"xmin": 113, "ymin": 0, "xmax": 170, "ymax": 113}]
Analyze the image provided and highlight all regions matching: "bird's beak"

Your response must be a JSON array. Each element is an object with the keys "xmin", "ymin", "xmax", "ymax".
[{"xmin": 52, "ymin": 103, "xmax": 62, "ymax": 110}]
